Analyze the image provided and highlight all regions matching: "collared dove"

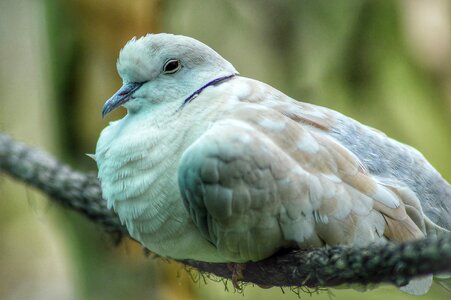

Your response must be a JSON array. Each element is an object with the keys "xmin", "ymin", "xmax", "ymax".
[{"xmin": 95, "ymin": 33, "xmax": 450, "ymax": 295}]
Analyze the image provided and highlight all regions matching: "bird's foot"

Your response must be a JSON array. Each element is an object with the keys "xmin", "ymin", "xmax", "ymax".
[{"xmin": 227, "ymin": 263, "xmax": 246, "ymax": 290}]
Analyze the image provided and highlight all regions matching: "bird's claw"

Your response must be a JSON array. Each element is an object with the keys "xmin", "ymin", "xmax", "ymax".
[{"xmin": 227, "ymin": 263, "xmax": 246, "ymax": 290}]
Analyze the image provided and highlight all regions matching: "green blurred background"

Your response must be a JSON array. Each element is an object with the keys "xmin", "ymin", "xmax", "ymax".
[{"xmin": 0, "ymin": 0, "xmax": 450, "ymax": 299}]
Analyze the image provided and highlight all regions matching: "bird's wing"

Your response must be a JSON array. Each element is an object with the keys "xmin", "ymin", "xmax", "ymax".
[
  {"xmin": 234, "ymin": 78, "xmax": 450, "ymax": 234},
  {"xmin": 178, "ymin": 99, "xmax": 425, "ymax": 262}
]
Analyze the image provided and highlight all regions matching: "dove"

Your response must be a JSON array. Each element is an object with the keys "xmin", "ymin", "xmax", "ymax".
[{"xmin": 95, "ymin": 33, "xmax": 450, "ymax": 294}]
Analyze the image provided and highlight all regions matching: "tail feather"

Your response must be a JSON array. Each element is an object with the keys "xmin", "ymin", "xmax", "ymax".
[{"xmin": 400, "ymin": 275, "xmax": 433, "ymax": 296}]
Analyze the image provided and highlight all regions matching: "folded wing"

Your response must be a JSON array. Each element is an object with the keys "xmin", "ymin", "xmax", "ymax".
[{"xmin": 178, "ymin": 102, "xmax": 426, "ymax": 262}]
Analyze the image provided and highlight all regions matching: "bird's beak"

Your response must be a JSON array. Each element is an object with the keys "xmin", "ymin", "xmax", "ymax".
[{"xmin": 102, "ymin": 82, "xmax": 143, "ymax": 118}]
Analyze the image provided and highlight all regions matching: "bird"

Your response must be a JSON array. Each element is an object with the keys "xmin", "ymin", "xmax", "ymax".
[{"xmin": 95, "ymin": 33, "xmax": 450, "ymax": 295}]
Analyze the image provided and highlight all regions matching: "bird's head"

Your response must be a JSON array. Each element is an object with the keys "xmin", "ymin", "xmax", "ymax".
[{"xmin": 102, "ymin": 33, "xmax": 238, "ymax": 117}]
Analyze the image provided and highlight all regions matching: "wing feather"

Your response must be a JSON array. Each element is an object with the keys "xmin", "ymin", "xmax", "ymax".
[{"xmin": 178, "ymin": 98, "xmax": 428, "ymax": 261}]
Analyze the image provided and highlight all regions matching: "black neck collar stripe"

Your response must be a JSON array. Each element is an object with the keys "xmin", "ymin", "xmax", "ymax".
[{"xmin": 177, "ymin": 74, "xmax": 237, "ymax": 111}]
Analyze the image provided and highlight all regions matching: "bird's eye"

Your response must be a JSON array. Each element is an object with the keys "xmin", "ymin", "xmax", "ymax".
[{"xmin": 163, "ymin": 59, "xmax": 181, "ymax": 74}]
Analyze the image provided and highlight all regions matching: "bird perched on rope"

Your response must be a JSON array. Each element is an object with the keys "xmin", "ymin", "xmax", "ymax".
[{"xmin": 95, "ymin": 33, "xmax": 450, "ymax": 295}]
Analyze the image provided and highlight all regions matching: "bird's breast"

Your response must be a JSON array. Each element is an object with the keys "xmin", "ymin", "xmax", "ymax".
[
  {"xmin": 97, "ymin": 118, "xmax": 186, "ymax": 224},
  {"xmin": 95, "ymin": 104, "xmax": 231, "ymax": 261}
]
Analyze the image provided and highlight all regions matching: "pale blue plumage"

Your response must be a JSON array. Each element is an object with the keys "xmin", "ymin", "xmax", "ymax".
[{"xmin": 96, "ymin": 33, "xmax": 450, "ymax": 295}]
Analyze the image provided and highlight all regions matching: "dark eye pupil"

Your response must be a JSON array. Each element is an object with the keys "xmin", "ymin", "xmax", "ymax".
[{"xmin": 164, "ymin": 60, "xmax": 180, "ymax": 73}]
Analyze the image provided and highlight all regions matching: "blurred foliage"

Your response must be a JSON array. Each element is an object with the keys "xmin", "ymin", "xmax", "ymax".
[{"xmin": 0, "ymin": 0, "xmax": 450, "ymax": 299}]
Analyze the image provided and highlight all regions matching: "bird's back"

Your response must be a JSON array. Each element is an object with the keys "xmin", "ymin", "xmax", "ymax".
[
  {"xmin": 240, "ymin": 76, "xmax": 450, "ymax": 232},
  {"xmin": 328, "ymin": 114, "xmax": 451, "ymax": 231},
  {"xmin": 220, "ymin": 76, "xmax": 451, "ymax": 234}
]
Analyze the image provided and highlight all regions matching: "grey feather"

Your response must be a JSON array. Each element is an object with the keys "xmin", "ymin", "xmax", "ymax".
[{"xmin": 330, "ymin": 115, "xmax": 451, "ymax": 230}]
